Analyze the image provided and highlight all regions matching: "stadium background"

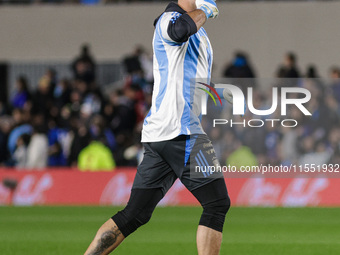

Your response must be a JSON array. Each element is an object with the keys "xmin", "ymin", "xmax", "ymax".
[{"xmin": 0, "ymin": 1, "xmax": 340, "ymax": 254}]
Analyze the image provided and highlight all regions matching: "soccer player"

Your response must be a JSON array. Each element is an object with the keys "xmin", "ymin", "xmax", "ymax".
[{"xmin": 84, "ymin": 0, "xmax": 230, "ymax": 254}]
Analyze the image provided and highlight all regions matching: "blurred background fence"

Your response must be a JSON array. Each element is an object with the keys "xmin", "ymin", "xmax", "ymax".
[{"xmin": 6, "ymin": 61, "xmax": 123, "ymax": 98}]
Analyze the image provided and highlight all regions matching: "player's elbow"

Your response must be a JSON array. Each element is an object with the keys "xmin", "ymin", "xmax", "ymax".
[{"xmin": 167, "ymin": 25, "xmax": 190, "ymax": 42}]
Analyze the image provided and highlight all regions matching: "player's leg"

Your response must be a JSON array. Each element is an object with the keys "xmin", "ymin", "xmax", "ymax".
[
  {"xmin": 84, "ymin": 143, "xmax": 176, "ymax": 255},
  {"xmin": 85, "ymin": 188, "xmax": 165, "ymax": 255},
  {"xmin": 158, "ymin": 135, "xmax": 230, "ymax": 255},
  {"xmin": 84, "ymin": 219, "xmax": 123, "ymax": 255},
  {"xmin": 196, "ymin": 225, "xmax": 222, "ymax": 255},
  {"xmin": 186, "ymin": 136, "xmax": 230, "ymax": 255},
  {"xmin": 111, "ymin": 187, "xmax": 164, "ymax": 238},
  {"xmin": 191, "ymin": 178, "xmax": 230, "ymax": 255}
]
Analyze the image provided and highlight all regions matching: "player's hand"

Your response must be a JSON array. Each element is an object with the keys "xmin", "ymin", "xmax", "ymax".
[{"xmin": 196, "ymin": 0, "xmax": 219, "ymax": 19}]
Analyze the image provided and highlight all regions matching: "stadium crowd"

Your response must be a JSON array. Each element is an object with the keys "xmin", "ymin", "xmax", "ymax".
[{"xmin": 0, "ymin": 46, "xmax": 340, "ymax": 170}]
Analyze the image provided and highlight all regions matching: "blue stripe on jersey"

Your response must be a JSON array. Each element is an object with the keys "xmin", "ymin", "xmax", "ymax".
[
  {"xmin": 154, "ymin": 15, "xmax": 169, "ymax": 112},
  {"xmin": 202, "ymin": 28, "xmax": 212, "ymax": 79},
  {"xmin": 180, "ymin": 33, "xmax": 201, "ymax": 134}
]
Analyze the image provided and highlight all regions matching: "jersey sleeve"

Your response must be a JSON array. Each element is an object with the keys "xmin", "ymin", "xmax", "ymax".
[{"xmin": 159, "ymin": 12, "xmax": 198, "ymax": 44}]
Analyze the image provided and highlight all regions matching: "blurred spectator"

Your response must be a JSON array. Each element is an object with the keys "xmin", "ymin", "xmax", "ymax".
[
  {"xmin": 123, "ymin": 46, "xmax": 143, "ymax": 76},
  {"xmin": 25, "ymin": 115, "xmax": 49, "ymax": 169},
  {"xmin": 32, "ymin": 75, "xmax": 54, "ymax": 116},
  {"xmin": 0, "ymin": 100, "xmax": 8, "ymax": 116},
  {"xmin": 327, "ymin": 127, "xmax": 340, "ymax": 152},
  {"xmin": 47, "ymin": 119, "xmax": 71, "ymax": 167},
  {"xmin": 303, "ymin": 65, "xmax": 325, "ymax": 99},
  {"xmin": 110, "ymin": 87, "xmax": 137, "ymax": 135},
  {"xmin": 13, "ymin": 133, "xmax": 31, "ymax": 168},
  {"xmin": 276, "ymin": 52, "xmax": 300, "ymax": 78},
  {"xmin": 298, "ymin": 139, "xmax": 331, "ymax": 166},
  {"xmin": 123, "ymin": 46, "xmax": 153, "ymax": 96},
  {"xmin": 11, "ymin": 76, "xmax": 31, "ymax": 109},
  {"xmin": 53, "ymin": 79, "xmax": 71, "ymax": 106},
  {"xmin": 46, "ymin": 68, "xmax": 57, "ymax": 90},
  {"xmin": 78, "ymin": 141, "xmax": 116, "ymax": 171},
  {"xmin": 0, "ymin": 116, "xmax": 13, "ymax": 165},
  {"xmin": 329, "ymin": 146, "xmax": 340, "ymax": 165},
  {"xmin": 137, "ymin": 46, "xmax": 153, "ymax": 84},
  {"xmin": 7, "ymin": 110, "xmax": 33, "ymax": 156},
  {"xmin": 305, "ymin": 65, "xmax": 319, "ymax": 78},
  {"xmin": 89, "ymin": 114, "xmax": 116, "ymax": 151},
  {"xmin": 222, "ymin": 51, "xmax": 256, "ymax": 93},
  {"xmin": 71, "ymin": 44, "xmax": 96, "ymax": 84},
  {"xmin": 329, "ymin": 67, "xmax": 340, "ymax": 102},
  {"xmin": 242, "ymin": 123, "xmax": 266, "ymax": 156},
  {"xmin": 226, "ymin": 144, "xmax": 258, "ymax": 169},
  {"xmin": 80, "ymin": 89, "xmax": 102, "ymax": 119},
  {"xmin": 223, "ymin": 51, "xmax": 256, "ymax": 78},
  {"xmin": 264, "ymin": 122, "xmax": 282, "ymax": 165},
  {"xmin": 279, "ymin": 127, "xmax": 298, "ymax": 165},
  {"xmin": 68, "ymin": 126, "xmax": 91, "ymax": 166}
]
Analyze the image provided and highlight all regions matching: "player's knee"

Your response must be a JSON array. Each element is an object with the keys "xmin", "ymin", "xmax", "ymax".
[
  {"xmin": 111, "ymin": 188, "xmax": 162, "ymax": 237},
  {"xmin": 111, "ymin": 205, "xmax": 154, "ymax": 237},
  {"xmin": 204, "ymin": 195, "xmax": 230, "ymax": 216},
  {"xmin": 200, "ymin": 195, "xmax": 231, "ymax": 232},
  {"xmin": 135, "ymin": 208, "xmax": 153, "ymax": 225},
  {"xmin": 218, "ymin": 195, "xmax": 231, "ymax": 215}
]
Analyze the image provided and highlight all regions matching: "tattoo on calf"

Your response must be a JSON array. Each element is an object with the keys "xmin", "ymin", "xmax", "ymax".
[{"xmin": 89, "ymin": 226, "xmax": 122, "ymax": 255}]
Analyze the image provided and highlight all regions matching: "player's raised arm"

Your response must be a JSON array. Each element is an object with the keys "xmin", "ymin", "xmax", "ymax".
[{"xmin": 189, "ymin": 0, "xmax": 219, "ymax": 29}]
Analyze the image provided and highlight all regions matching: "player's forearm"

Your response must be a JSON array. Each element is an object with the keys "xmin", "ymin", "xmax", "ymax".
[{"xmin": 187, "ymin": 9, "xmax": 207, "ymax": 31}]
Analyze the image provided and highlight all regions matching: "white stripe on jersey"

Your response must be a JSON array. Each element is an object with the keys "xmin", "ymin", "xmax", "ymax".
[{"xmin": 141, "ymin": 11, "xmax": 213, "ymax": 143}]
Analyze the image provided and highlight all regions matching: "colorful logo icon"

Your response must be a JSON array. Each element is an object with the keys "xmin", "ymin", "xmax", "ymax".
[{"xmin": 197, "ymin": 82, "xmax": 222, "ymax": 106}]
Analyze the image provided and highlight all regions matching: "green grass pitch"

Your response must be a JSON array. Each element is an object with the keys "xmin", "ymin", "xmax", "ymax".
[{"xmin": 1, "ymin": 206, "xmax": 340, "ymax": 254}]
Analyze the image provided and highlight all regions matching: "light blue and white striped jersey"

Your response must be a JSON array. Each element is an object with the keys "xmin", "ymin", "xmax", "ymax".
[{"xmin": 142, "ymin": 4, "xmax": 213, "ymax": 142}]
